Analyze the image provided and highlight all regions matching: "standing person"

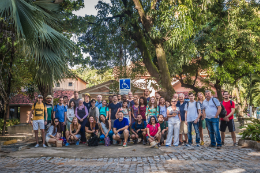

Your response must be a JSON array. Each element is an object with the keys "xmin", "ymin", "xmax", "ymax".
[
  {"xmin": 117, "ymin": 94, "xmax": 122, "ymax": 104},
  {"xmin": 220, "ymin": 91, "xmax": 236, "ymax": 146},
  {"xmin": 45, "ymin": 118, "xmax": 61, "ymax": 146},
  {"xmin": 95, "ymin": 95, "xmax": 103, "ymax": 109},
  {"xmin": 63, "ymin": 96, "xmax": 69, "ymax": 109},
  {"xmin": 89, "ymin": 99, "xmax": 100, "ymax": 122},
  {"xmin": 197, "ymin": 92, "xmax": 208, "ymax": 146},
  {"xmin": 146, "ymin": 116, "xmax": 161, "ymax": 148},
  {"xmin": 99, "ymin": 100, "xmax": 109, "ymax": 119},
  {"xmin": 53, "ymin": 97, "xmax": 67, "ymax": 137},
  {"xmin": 29, "ymin": 95, "xmax": 47, "ymax": 148},
  {"xmin": 131, "ymin": 97, "xmax": 139, "ymax": 124},
  {"xmin": 65, "ymin": 117, "xmax": 81, "ymax": 146},
  {"xmin": 85, "ymin": 116, "xmax": 99, "ymax": 140},
  {"xmin": 83, "ymin": 93, "xmax": 91, "ymax": 112},
  {"xmin": 202, "ymin": 90, "xmax": 222, "ymax": 149},
  {"xmin": 144, "ymin": 89, "xmax": 150, "ymax": 103},
  {"xmin": 165, "ymin": 100, "xmax": 171, "ymax": 108},
  {"xmin": 45, "ymin": 95, "xmax": 53, "ymax": 129},
  {"xmin": 113, "ymin": 111, "xmax": 129, "ymax": 147},
  {"xmin": 121, "ymin": 94, "xmax": 129, "ymax": 107},
  {"xmin": 66, "ymin": 100, "xmax": 76, "ymax": 131},
  {"xmin": 155, "ymin": 92, "xmax": 161, "ymax": 105},
  {"xmin": 108, "ymin": 95, "xmax": 113, "ymax": 105},
  {"xmin": 158, "ymin": 114, "xmax": 168, "ymax": 146},
  {"xmin": 108, "ymin": 95, "xmax": 121, "ymax": 127},
  {"xmin": 158, "ymin": 97, "xmax": 167, "ymax": 121},
  {"xmin": 75, "ymin": 99, "xmax": 88, "ymax": 144},
  {"xmin": 128, "ymin": 92, "xmax": 134, "ymax": 107},
  {"xmin": 145, "ymin": 96, "xmax": 159, "ymax": 123},
  {"xmin": 177, "ymin": 93, "xmax": 188, "ymax": 145},
  {"xmin": 166, "ymin": 98, "xmax": 181, "ymax": 147},
  {"xmin": 116, "ymin": 100, "xmax": 131, "ymax": 124},
  {"xmin": 70, "ymin": 91, "xmax": 80, "ymax": 108},
  {"xmin": 131, "ymin": 114, "xmax": 147, "ymax": 145},
  {"xmin": 139, "ymin": 97, "xmax": 147, "ymax": 121},
  {"xmin": 184, "ymin": 92, "xmax": 201, "ymax": 147},
  {"xmin": 99, "ymin": 114, "xmax": 113, "ymax": 143}
]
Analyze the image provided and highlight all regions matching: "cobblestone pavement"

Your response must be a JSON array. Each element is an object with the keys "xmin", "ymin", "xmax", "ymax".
[{"xmin": 0, "ymin": 135, "xmax": 260, "ymax": 173}]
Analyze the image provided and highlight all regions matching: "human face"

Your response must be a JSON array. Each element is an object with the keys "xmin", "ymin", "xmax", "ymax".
[
  {"xmin": 91, "ymin": 101, "xmax": 96, "ymax": 107},
  {"xmin": 102, "ymin": 100, "xmax": 107, "ymax": 106},
  {"xmin": 165, "ymin": 101, "xmax": 170, "ymax": 107},
  {"xmin": 89, "ymin": 117, "xmax": 94, "ymax": 123},
  {"xmin": 54, "ymin": 119, "xmax": 59, "ymax": 126},
  {"xmin": 128, "ymin": 92, "xmax": 133, "ymax": 100},
  {"xmin": 113, "ymin": 96, "xmax": 117, "ymax": 102},
  {"xmin": 151, "ymin": 97, "xmax": 155, "ymax": 104},
  {"xmin": 158, "ymin": 115, "xmax": 164, "ymax": 122},
  {"xmin": 155, "ymin": 93, "xmax": 160, "ymax": 99},
  {"xmin": 144, "ymin": 89, "xmax": 150, "ymax": 96},
  {"xmin": 46, "ymin": 98, "xmax": 52, "ymax": 103},
  {"xmin": 122, "ymin": 95, "xmax": 127, "ymax": 101},
  {"xmin": 205, "ymin": 91, "xmax": 211, "ymax": 99},
  {"xmin": 173, "ymin": 93, "xmax": 178, "ymax": 100},
  {"xmin": 137, "ymin": 115, "xmax": 142, "ymax": 122},
  {"xmin": 160, "ymin": 98, "xmax": 165, "ymax": 105},
  {"xmin": 74, "ymin": 92, "xmax": 79, "ymax": 99},
  {"xmin": 100, "ymin": 115, "xmax": 105, "ymax": 122},
  {"xmin": 38, "ymin": 97, "xmax": 43, "ymax": 103},
  {"xmin": 118, "ymin": 112, "xmax": 123, "ymax": 120},
  {"xmin": 171, "ymin": 99, "xmax": 177, "ymax": 106},
  {"xmin": 140, "ymin": 98, "xmax": 144, "ymax": 104},
  {"xmin": 109, "ymin": 96, "xmax": 113, "ymax": 102},
  {"xmin": 122, "ymin": 102, "xmax": 127, "ymax": 108},
  {"xmin": 179, "ymin": 95, "xmax": 184, "ymax": 102},
  {"xmin": 134, "ymin": 97, "xmax": 139, "ymax": 104},
  {"xmin": 85, "ymin": 95, "xmax": 90, "ymax": 102},
  {"xmin": 70, "ymin": 101, "xmax": 75, "ymax": 108},
  {"xmin": 59, "ymin": 98, "xmax": 63, "ymax": 104},
  {"xmin": 189, "ymin": 94, "xmax": 194, "ymax": 101},
  {"xmin": 73, "ymin": 118, "xmax": 77, "ymax": 124},
  {"xmin": 150, "ymin": 117, "xmax": 156, "ymax": 124},
  {"xmin": 64, "ymin": 97, "xmax": 68, "ymax": 103},
  {"xmin": 97, "ymin": 95, "xmax": 102, "ymax": 102},
  {"xmin": 117, "ymin": 95, "xmax": 121, "ymax": 101},
  {"xmin": 198, "ymin": 93, "xmax": 203, "ymax": 101},
  {"xmin": 79, "ymin": 100, "xmax": 83, "ymax": 106}
]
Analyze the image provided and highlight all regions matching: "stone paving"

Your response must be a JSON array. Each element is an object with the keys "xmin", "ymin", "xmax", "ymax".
[{"xmin": 0, "ymin": 135, "xmax": 260, "ymax": 173}]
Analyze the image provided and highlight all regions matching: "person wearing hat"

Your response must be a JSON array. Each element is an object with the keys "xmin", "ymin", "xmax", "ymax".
[
  {"xmin": 29, "ymin": 95, "xmax": 48, "ymax": 148},
  {"xmin": 83, "ymin": 93, "xmax": 91, "ymax": 112},
  {"xmin": 45, "ymin": 95, "xmax": 53, "ymax": 130}
]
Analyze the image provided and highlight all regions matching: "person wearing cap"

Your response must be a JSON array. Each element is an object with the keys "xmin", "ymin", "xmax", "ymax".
[
  {"xmin": 45, "ymin": 95, "xmax": 53, "ymax": 130},
  {"xmin": 83, "ymin": 93, "xmax": 91, "ymax": 112},
  {"xmin": 29, "ymin": 95, "xmax": 48, "ymax": 148}
]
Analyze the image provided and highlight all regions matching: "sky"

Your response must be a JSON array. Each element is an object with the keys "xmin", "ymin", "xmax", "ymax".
[{"xmin": 73, "ymin": 0, "xmax": 110, "ymax": 16}]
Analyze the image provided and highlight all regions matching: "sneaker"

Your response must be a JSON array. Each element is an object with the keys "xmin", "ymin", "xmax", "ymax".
[
  {"xmin": 208, "ymin": 144, "xmax": 216, "ymax": 148},
  {"xmin": 174, "ymin": 145, "xmax": 178, "ymax": 147},
  {"xmin": 217, "ymin": 146, "xmax": 221, "ymax": 149},
  {"xmin": 233, "ymin": 142, "xmax": 237, "ymax": 146},
  {"xmin": 65, "ymin": 142, "xmax": 70, "ymax": 147},
  {"xmin": 196, "ymin": 144, "xmax": 200, "ymax": 147},
  {"xmin": 35, "ymin": 144, "xmax": 39, "ymax": 148},
  {"xmin": 186, "ymin": 144, "xmax": 191, "ymax": 147},
  {"xmin": 158, "ymin": 143, "xmax": 161, "ymax": 147},
  {"xmin": 165, "ymin": 145, "xmax": 170, "ymax": 147},
  {"xmin": 118, "ymin": 141, "xmax": 123, "ymax": 146},
  {"xmin": 134, "ymin": 139, "xmax": 138, "ymax": 144},
  {"xmin": 76, "ymin": 141, "xmax": 80, "ymax": 145},
  {"xmin": 179, "ymin": 141, "xmax": 183, "ymax": 145},
  {"xmin": 200, "ymin": 141, "xmax": 204, "ymax": 146},
  {"xmin": 123, "ymin": 142, "xmax": 127, "ymax": 147},
  {"xmin": 221, "ymin": 141, "xmax": 224, "ymax": 146},
  {"xmin": 47, "ymin": 143, "xmax": 52, "ymax": 147},
  {"xmin": 43, "ymin": 144, "xmax": 47, "ymax": 148},
  {"xmin": 143, "ymin": 141, "xmax": 147, "ymax": 145}
]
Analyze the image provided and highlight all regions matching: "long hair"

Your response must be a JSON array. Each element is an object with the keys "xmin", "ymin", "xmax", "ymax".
[
  {"xmin": 52, "ymin": 118, "xmax": 61, "ymax": 134},
  {"xmin": 148, "ymin": 116, "xmax": 158, "ymax": 125},
  {"xmin": 68, "ymin": 100, "xmax": 76, "ymax": 110},
  {"xmin": 148, "ymin": 96, "xmax": 157, "ymax": 108},
  {"xmin": 89, "ymin": 116, "xmax": 97, "ymax": 129},
  {"xmin": 122, "ymin": 100, "xmax": 128, "ymax": 109},
  {"xmin": 99, "ymin": 114, "xmax": 109, "ymax": 129},
  {"xmin": 71, "ymin": 117, "xmax": 79, "ymax": 131},
  {"xmin": 139, "ymin": 96, "xmax": 147, "ymax": 106},
  {"xmin": 197, "ymin": 92, "xmax": 205, "ymax": 101}
]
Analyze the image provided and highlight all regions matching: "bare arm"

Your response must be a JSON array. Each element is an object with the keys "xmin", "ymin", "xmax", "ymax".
[
  {"xmin": 227, "ymin": 108, "xmax": 235, "ymax": 118},
  {"xmin": 29, "ymin": 110, "xmax": 34, "ymax": 123},
  {"xmin": 215, "ymin": 106, "xmax": 222, "ymax": 118},
  {"xmin": 117, "ymin": 125, "xmax": 129, "ymax": 132},
  {"xmin": 109, "ymin": 109, "xmax": 111, "ymax": 121},
  {"xmin": 85, "ymin": 126, "xmax": 93, "ymax": 133}
]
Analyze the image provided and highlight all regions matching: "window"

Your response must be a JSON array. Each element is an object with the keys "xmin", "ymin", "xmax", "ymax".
[
  {"xmin": 56, "ymin": 83, "xmax": 60, "ymax": 87},
  {"xmin": 68, "ymin": 82, "xmax": 73, "ymax": 87}
]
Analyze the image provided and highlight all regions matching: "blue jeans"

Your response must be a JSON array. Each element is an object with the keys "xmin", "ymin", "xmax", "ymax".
[
  {"xmin": 206, "ymin": 118, "xmax": 222, "ymax": 147},
  {"xmin": 100, "ymin": 130, "xmax": 113, "ymax": 141},
  {"xmin": 187, "ymin": 121, "xmax": 200, "ymax": 144}
]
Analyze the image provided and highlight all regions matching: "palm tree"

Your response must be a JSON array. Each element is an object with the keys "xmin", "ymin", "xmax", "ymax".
[{"xmin": 0, "ymin": 0, "xmax": 75, "ymax": 135}]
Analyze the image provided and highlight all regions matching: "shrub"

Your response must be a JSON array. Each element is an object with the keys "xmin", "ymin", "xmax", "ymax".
[
  {"xmin": 0, "ymin": 119, "xmax": 20, "ymax": 132},
  {"xmin": 240, "ymin": 119, "xmax": 260, "ymax": 141}
]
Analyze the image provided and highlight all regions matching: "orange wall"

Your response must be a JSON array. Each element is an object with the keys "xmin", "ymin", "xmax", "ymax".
[
  {"xmin": 174, "ymin": 82, "xmax": 193, "ymax": 92},
  {"xmin": 20, "ymin": 106, "xmax": 31, "ymax": 123},
  {"xmin": 53, "ymin": 78, "xmax": 87, "ymax": 91}
]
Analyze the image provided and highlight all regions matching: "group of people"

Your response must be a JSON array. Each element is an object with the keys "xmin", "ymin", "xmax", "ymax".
[{"xmin": 29, "ymin": 89, "xmax": 236, "ymax": 149}]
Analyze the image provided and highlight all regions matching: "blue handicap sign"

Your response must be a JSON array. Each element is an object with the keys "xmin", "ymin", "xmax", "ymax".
[{"xmin": 119, "ymin": 78, "xmax": 131, "ymax": 90}]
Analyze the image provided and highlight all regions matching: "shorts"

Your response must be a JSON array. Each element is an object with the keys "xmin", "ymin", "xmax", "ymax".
[
  {"xmin": 179, "ymin": 121, "xmax": 188, "ymax": 134},
  {"xmin": 220, "ymin": 119, "xmax": 236, "ymax": 132},
  {"xmin": 136, "ymin": 132, "xmax": 143, "ymax": 138},
  {"xmin": 199, "ymin": 119, "xmax": 206, "ymax": 129},
  {"xmin": 146, "ymin": 135, "xmax": 155, "ymax": 141},
  {"xmin": 33, "ymin": 120, "xmax": 45, "ymax": 130},
  {"xmin": 70, "ymin": 134, "xmax": 81, "ymax": 140}
]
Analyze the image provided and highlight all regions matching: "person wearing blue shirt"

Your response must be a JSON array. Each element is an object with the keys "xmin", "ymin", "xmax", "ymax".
[
  {"xmin": 95, "ymin": 95, "xmax": 103, "ymax": 109},
  {"xmin": 113, "ymin": 111, "xmax": 129, "ymax": 147},
  {"xmin": 53, "ymin": 97, "xmax": 67, "ymax": 137},
  {"xmin": 176, "ymin": 93, "xmax": 188, "ymax": 145},
  {"xmin": 131, "ymin": 114, "xmax": 147, "ymax": 145},
  {"xmin": 202, "ymin": 90, "xmax": 222, "ymax": 149}
]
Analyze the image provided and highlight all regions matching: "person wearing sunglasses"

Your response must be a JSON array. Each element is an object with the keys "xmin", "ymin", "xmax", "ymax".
[
  {"xmin": 46, "ymin": 118, "xmax": 61, "ymax": 147},
  {"xmin": 165, "ymin": 98, "xmax": 181, "ymax": 147}
]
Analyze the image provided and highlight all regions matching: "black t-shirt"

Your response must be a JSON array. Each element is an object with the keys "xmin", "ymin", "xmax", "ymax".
[
  {"xmin": 85, "ymin": 122, "xmax": 99, "ymax": 130},
  {"xmin": 108, "ymin": 102, "xmax": 121, "ymax": 120}
]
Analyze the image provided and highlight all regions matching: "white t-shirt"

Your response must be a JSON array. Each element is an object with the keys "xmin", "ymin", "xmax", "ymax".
[
  {"xmin": 184, "ymin": 101, "xmax": 201, "ymax": 122},
  {"xmin": 67, "ymin": 108, "xmax": 75, "ymax": 123},
  {"xmin": 167, "ymin": 107, "xmax": 180, "ymax": 123}
]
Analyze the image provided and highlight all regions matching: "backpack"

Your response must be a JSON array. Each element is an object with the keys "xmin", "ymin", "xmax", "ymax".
[
  {"xmin": 187, "ymin": 101, "xmax": 199, "ymax": 114},
  {"xmin": 88, "ymin": 133, "xmax": 99, "ymax": 146},
  {"xmin": 212, "ymin": 98, "xmax": 227, "ymax": 118},
  {"xmin": 104, "ymin": 137, "xmax": 111, "ymax": 146},
  {"xmin": 135, "ymin": 120, "xmax": 145, "ymax": 131}
]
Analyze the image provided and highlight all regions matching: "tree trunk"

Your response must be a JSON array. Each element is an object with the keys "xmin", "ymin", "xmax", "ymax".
[{"xmin": 215, "ymin": 79, "xmax": 223, "ymax": 101}]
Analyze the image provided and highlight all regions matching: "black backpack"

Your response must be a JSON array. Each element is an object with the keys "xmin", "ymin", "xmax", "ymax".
[
  {"xmin": 212, "ymin": 98, "xmax": 227, "ymax": 118},
  {"xmin": 186, "ymin": 101, "xmax": 199, "ymax": 114},
  {"xmin": 88, "ymin": 133, "xmax": 99, "ymax": 146}
]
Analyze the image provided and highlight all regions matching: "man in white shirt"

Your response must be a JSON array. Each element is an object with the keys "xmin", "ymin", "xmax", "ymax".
[
  {"xmin": 185, "ymin": 93, "xmax": 201, "ymax": 147},
  {"xmin": 202, "ymin": 90, "xmax": 222, "ymax": 149}
]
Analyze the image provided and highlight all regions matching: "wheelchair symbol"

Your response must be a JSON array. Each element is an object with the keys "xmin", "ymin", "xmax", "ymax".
[{"xmin": 121, "ymin": 79, "xmax": 130, "ymax": 89}]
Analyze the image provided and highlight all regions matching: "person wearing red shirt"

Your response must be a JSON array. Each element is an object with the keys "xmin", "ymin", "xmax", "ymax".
[{"xmin": 220, "ymin": 91, "xmax": 236, "ymax": 146}]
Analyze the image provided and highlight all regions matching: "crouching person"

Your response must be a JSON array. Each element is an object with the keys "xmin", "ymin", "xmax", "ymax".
[
  {"xmin": 146, "ymin": 116, "xmax": 161, "ymax": 148},
  {"xmin": 113, "ymin": 111, "xmax": 129, "ymax": 147},
  {"xmin": 131, "ymin": 114, "xmax": 147, "ymax": 145},
  {"xmin": 99, "ymin": 114, "xmax": 113, "ymax": 144},
  {"xmin": 46, "ymin": 118, "xmax": 61, "ymax": 147},
  {"xmin": 65, "ymin": 117, "xmax": 81, "ymax": 146}
]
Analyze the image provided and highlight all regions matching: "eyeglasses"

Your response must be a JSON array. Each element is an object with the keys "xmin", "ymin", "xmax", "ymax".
[
  {"xmin": 171, "ymin": 101, "xmax": 177, "ymax": 102},
  {"xmin": 55, "ymin": 121, "xmax": 59, "ymax": 123}
]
